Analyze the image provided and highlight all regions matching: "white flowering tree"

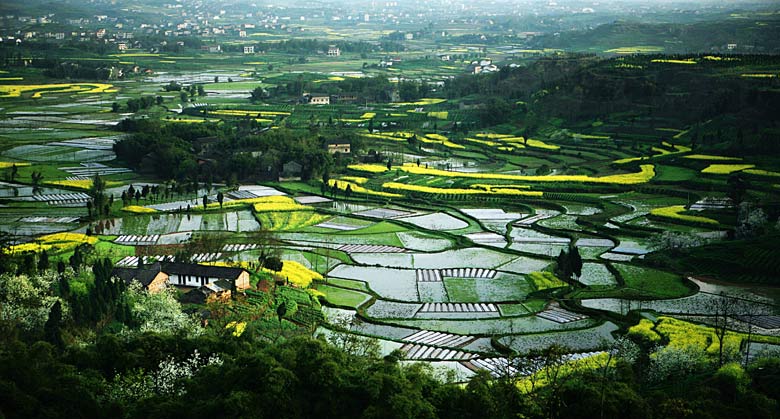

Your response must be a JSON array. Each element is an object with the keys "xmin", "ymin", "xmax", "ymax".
[
  {"xmin": 123, "ymin": 282, "xmax": 202, "ymax": 337},
  {"xmin": 109, "ymin": 350, "xmax": 223, "ymax": 404},
  {"xmin": 646, "ymin": 345, "xmax": 710, "ymax": 383},
  {"xmin": 0, "ymin": 270, "xmax": 67, "ymax": 332}
]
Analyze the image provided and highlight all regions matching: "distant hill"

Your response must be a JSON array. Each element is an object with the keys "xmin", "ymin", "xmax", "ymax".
[{"xmin": 529, "ymin": 14, "xmax": 780, "ymax": 55}]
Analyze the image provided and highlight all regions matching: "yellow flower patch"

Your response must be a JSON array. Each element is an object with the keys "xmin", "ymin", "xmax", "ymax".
[
  {"xmin": 475, "ymin": 133, "xmax": 514, "ymax": 139},
  {"xmin": 627, "ymin": 319, "xmax": 662, "ymax": 343},
  {"xmin": 649, "ymin": 205, "xmax": 718, "ymax": 225},
  {"xmin": 701, "ymin": 164, "xmax": 755, "ymax": 174},
  {"xmin": 0, "ymin": 161, "xmax": 30, "ymax": 169},
  {"xmin": 391, "ymin": 163, "xmax": 656, "ymax": 185},
  {"xmin": 225, "ymin": 321, "xmax": 247, "ymax": 337},
  {"xmin": 743, "ymin": 169, "xmax": 780, "ymax": 177},
  {"xmin": 0, "ymin": 83, "xmax": 115, "ymax": 98},
  {"xmin": 251, "ymin": 196, "xmax": 311, "ymax": 212},
  {"xmin": 421, "ymin": 133, "xmax": 464, "ymax": 149},
  {"xmin": 525, "ymin": 139, "xmax": 559, "ymax": 150},
  {"xmin": 463, "ymin": 137, "xmax": 500, "ymax": 147},
  {"xmin": 329, "ymin": 179, "xmax": 401, "ymax": 198},
  {"xmin": 122, "ymin": 205, "xmax": 158, "ymax": 214},
  {"xmin": 741, "ymin": 73, "xmax": 777, "ymax": 78},
  {"xmin": 46, "ymin": 179, "xmax": 121, "ymax": 190},
  {"xmin": 427, "ymin": 111, "xmax": 448, "ymax": 120},
  {"xmin": 347, "ymin": 164, "xmax": 388, "ymax": 173},
  {"xmin": 210, "ymin": 109, "xmax": 290, "ymax": 117},
  {"xmin": 339, "ymin": 176, "xmax": 368, "ymax": 184},
  {"xmin": 360, "ymin": 112, "xmax": 376, "ymax": 119},
  {"xmin": 255, "ymin": 211, "xmax": 329, "ymax": 231},
  {"xmin": 651, "ymin": 59, "xmax": 697, "ymax": 65},
  {"xmin": 6, "ymin": 232, "xmax": 99, "ymax": 254},
  {"xmin": 393, "ymin": 98, "xmax": 446, "ymax": 106},
  {"xmin": 381, "ymin": 182, "xmax": 543, "ymax": 197},
  {"xmin": 262, "ymin": 260, "xmax": 323, "ymax": 288},
  {"xmin": 684, "ymin": 154, "xmax": 742, "ymax": 161}
]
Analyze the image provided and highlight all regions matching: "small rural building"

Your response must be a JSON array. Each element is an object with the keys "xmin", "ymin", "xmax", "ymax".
[
  {"xmin": 112, "ymin": 262, "xmax": 169, "ymax": 293},
  {"xmin": 327, "ymin": 45, "xmax": 341, "ymax": 56},
  {"xmin": 243, "ymin": 45, "xmax": 255, "ymax": 54},
  {"xmin": 282, "ymin": 160, "xmax": 303, "ymax": 178},
  {"xmin": 308, "ymin": 94, "xmax": 330, "ymax": 105},
  {"xmin": 180, "ymin": 280, "xmax": 233, "ymax": 304},
  {"xmin": 336, "ymin": 93, "xmax": 358, "ymax": 103},
  {"xmin": 326, "ymin": 139, "xmax": 351, "ymax": 154},
  {"xmin": 163, "ymin": 262, "xmax": 250, "ymax": 290}
]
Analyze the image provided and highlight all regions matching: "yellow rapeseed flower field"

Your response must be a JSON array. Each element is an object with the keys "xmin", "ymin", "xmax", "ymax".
[
  {"xmin": 381, "ymin": 182, "xmax": 543, "ymax": 197},
  {"xmin": 649, "ymin": 205, "xmax": 718, "ymax": 225},
  {"xmin": 701, "ymin": 164, "xmax": 755, "ymax": 174},
  {"xmin": 210, "ymin": 109, "xmax": 290, "ymax": 117},
  {"xmin": 475, "ymin": 133, "xmax": 514, "ymax": 139},
  {"xmin": 0, "ymin": 161, "xmax": 30, "ymax": 169},
  {"xmin": 347, "ymin": 164, "xmax": 388, "ymax": 173},
  {"xmin": 0, "ymin": 83, "xmax": 115, "ymax": 98},
  {"xmin": 122, "ymin": 205, "xmax": 158, "ymax": 214},
  {"xmin": 6, "ymin": 232, "xmax": 99, "ymax": 254},
  {"xmin": 329, "ymin": 179, "xmax": 402, "ymax": 198},
  {"xmin": 393, "ymin": 98, "xmax": 446, "ymax": 106},
  {"xmin": 463, "ymin": 137, "xmax": 501, "ymax": 147},
  {"xmin": 684, "ymin": 154, "xmax": 742, "ymax": 161},
  {"xmin": 339, "ymin": 176, "xmax": 369, "ymax": 184},
  {"xmin": 651, "ymin": 59, "xmax": 697, "ymax": 65},
  {"xmin": 263, "ymin": 260, "xmax": 323, "ymax": 288},
  {"xmin": 743, "ymin": 169, "xmax": 780, "ymax": 177},
  {"xmin": 525, "ymin": 139, "xmax": 559, "ymax": 150},
  {"xmin": 255, "ymin": 211, "xmax": 329, "ymax": 231},
  {"xmin": 251, "ymin": 196, "xmax": 312, "ymax": 212},
  {"xmin": 392, "ymin": 163, "xmax": 656, "ymax": 185},
  {"xmin": 46, "ymin": 179, "xmax": 121, "ymax": 190}
]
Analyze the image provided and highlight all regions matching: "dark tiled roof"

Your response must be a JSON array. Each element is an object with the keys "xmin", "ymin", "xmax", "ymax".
[
  {"xmin": 161, "ymin": 262, "xmax": 246, "ymax": 280},
  {"xmin": 325, "ymin": 138, "xmax": 351, "ymax": 145},
  {"xmin": 111, "ymin": 262, "xmax": 164, "ymax": 287}
]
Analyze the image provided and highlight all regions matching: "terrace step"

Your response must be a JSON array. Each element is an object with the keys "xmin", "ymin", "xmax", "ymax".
[
  {"xmin": 403, "ymin": 330, "xmax": 476, "ymax": 348},
  {"xmin": 461, "ymin": 358, "xmax": 518, "ymax": 377},
  {"xmin": 33, "ymin": 192, "xmax": 91, "ymax": 206},
  {"xmin": 315, "ymin": 221, "xmax": 362, "ymax": 231},
  {"xmin": 419, "ymin": 302, "xmax": 498, "ymax": 313},
  {"xmin": 415, "ymin": 268, "xmax": 498, "ymax": 282},
  {"xmin": 18, "ymin": 216, "xmax": 79, "ymax": 223},
  {"xmin": 115, "ymin": 234, "xmax": 160, "ymax": 245},
  {"xmin": 440, "ymin": 268, "xmax": 498, "ymax": 279},
  {"xmin": 222, "ymin": 243, "xmax": 260, "ymax": 252},
  {"xmin": 400, "ymin": 343, "xmax": 475, "ymax": 361},
  {"xmin": 338, "ymin": 244, "xmax": 406, "ymax": 253},
  {"xmin": 514, "ymin": 213, "xmax": 554, "ymax": 226},
  {"xmin": 354, "ymin": 208, "xmax": 414, "ymax": 219},
  {"xmin": 536, "ymin": 303, "xmax": 589, "ymax": 324},
  {"xmin": 115, "ymin": 253, "xmax": 222, "ymax": 267},
  {"xmin": 226, "ymin": 190, "xmax": 260, "ymax": 200},
  {"xmin": 416, "ymin": 269, "xmax": 442, "ymax": 282}
]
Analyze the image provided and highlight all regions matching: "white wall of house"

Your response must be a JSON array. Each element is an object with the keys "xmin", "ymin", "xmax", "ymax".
[{"xmin": 169, "ymin": 273, "xmax": 231, "ymax": 288}]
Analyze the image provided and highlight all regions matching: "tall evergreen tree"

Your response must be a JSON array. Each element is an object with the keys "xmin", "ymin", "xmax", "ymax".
[{"xmin": 44, "ymin": 301, "xmax": 64, "ymax": 348}]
